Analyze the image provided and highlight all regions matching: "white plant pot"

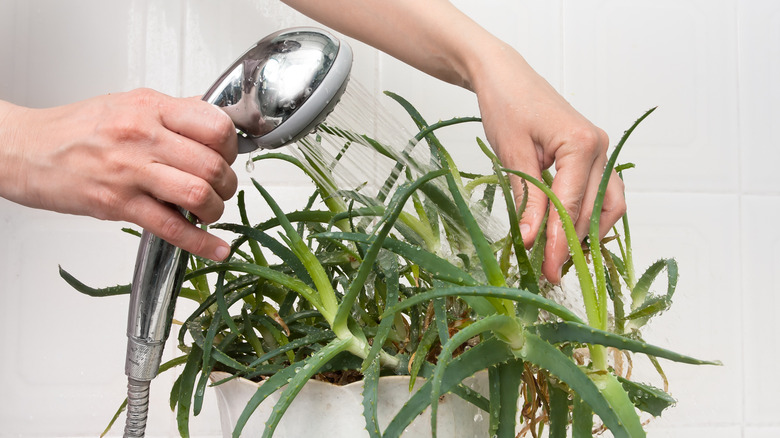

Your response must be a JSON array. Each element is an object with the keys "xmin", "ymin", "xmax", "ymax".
[{"xmin": 211, "ymin": 371, "xmax": 490, "ymax": 438}]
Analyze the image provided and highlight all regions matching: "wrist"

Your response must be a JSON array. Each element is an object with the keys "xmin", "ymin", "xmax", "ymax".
[
  {"xmin": 461, "ymin": 39, "xmax": 535, "ymax": 97},
  {"xmin": 0, "ymin": 101, "xmax": 28, "ymax": 204}
]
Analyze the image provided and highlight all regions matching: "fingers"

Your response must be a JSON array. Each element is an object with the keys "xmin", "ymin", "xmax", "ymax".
[
  {"xmin": 467, "ymin": 46, "xmax": 627, "ymax": 285},
  {"xmin": 514, "ymin": 172, "xmax": 548, "ymax": 249},
  {"xmin": 155, "ymin": 94, "xmax": 239, "ymax": 165},
  {"xmin": 538, "ymin": 128, "xmax": 624, "ymax": 284},
  {"xmin": 114, "ymin": 90, "xmax": 239, "ymax": 260},
  {"xmin": 540, "ymin": 170, "xmax": 626, "ymax": 283},
  {"xmin": 137, "ymin": 162, "xmax": 226, "ymax": 225},
  {"xmin": 495, "ymin": 136, "xmax": 548, "ymax": 249},
  {"xmin": 150, "ymin": 130, "xmax": 239, "ymax": 204},
  {"xmin": 124, "ymin": 195, "xmax": 231, "ymax": 262}
]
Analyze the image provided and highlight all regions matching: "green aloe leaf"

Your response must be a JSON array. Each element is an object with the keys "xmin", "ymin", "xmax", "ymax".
[
  {"xmin": 477, "ymin": 137, "xmax": 539, "ymax": 295},
  {"xmin": 383, "ymin": 337, "xmax": 515, "ymax": 438},
  {"xmin": 531, "ymin": 321, "xmax": 720, "ymax": 365},
  {"xmin": 627, "ymin": 295, "xmax": 673, "ymax": 321},
  {"xmin": 260, "ymin": 338, "xmax": 352, "ymax": 438},
  {"xmin": 608, "ymin": 248, "xmax": 629, "ymax": 285},
  {"xmin": 333, "ymin": 169, "xmax": 447, "ymax": 333},
  {"xmin": 256, "ymin": 210, "xmax": 335, "ymax": 233},
  {"xmin": 492, "ymin": 359, "xmax": 524, "ymax": 438},
  {"xmin": 245, "ymin": 330, "xmax": 335, "ymax": 370},
  {"xmin": 587, "ymin": 107, "xmax": 658, "ymax": 338},
  {"xmin": 430, "ymin": 315, "xmax": 521, "ymax": 436},
  {"xmin": 440, "ymin": 148, "xmax": 512, "ymax": 315},
  {"xmin": 382, "ymin": 285, "xmax": 584, "ymax": 324},
  {"xmin": 185, "ymin": 262, "xmax": 322, "ymax": 317},
  {"xmin": 516, "ymin": 332, "xmax": 643, "ymax": 438},
  {"xmin": 408, "ymin": 324, "xmax": 440, "ymax": 388},
  {"xmin": 602, "ymin": 247, "xmax": 627, "ymax": 333},
  {"xmin": 194, "ymin": 273, "xmax": 233, "ymax": 416},
  {"xmin": 501, "ymin": 169, "xmax": 599, "ymax": 325},
  {"xmin": 59, "ymin": 266, "xmax": 130, "ymax": 297},
  {"xmin": 176, "ymin": 273, "xmax": 269, "ymax": 349},
  {"xmin": 361, "ymin": 314, "xmax": 397, "ymax": 373},
  {"xmin": 572, "ymin": 394, "xmax": 593, "ymax": 438},
  {"xmin": 630, "ymin": 258, "xmax": 678, "ymax": 313},
  {"xmin": 236, "ymin": 190, "xmax": 267, "ymax": 265},
  {"xmin": 213, "ymin": 271, "xmax": 241, "ymax": 336},
  {"xmin": 617, "ymin": 376, "xmax": 676, "ymax": 416},
  {"xmin": 362, "ymin": 356, "xmax": 382, "ymax": 438},
  {"xmin": 432, "ymin": 296, "xmax": 450, "ymax": 348},
  {"xmin": 314, "ymin": 231, "xmax": 477, "ymax": 286},
  {"xmin": 502, "ymin": 168, "xmax": 608, "ymax": 369},
  {"xmin": 383, "ymin": 91, "xmax": 480, "ymax": 186},
  {"xmin": 170, "ymin": 372, "xmax": 183, "ymax": 412},
  {"xmin": 176, "ymin": 345, "xmax": 203, "ymax": 438},
  {"xmin": 357, "ymin": 256, "xmax": 403, "ymax": 373},
  {"xmin": 548, "ymin": 380, "xmax": 570, "ymax": 438},
  {"xmin": 230, "ymin": 364, "xmax": 301, "ymax": 437},
  {"xmin": 252, "ymin": 179, "xmax": 338, "ymax": 320},
  {"xmin": 188, "ymin": 325, "xmax": 252, "ymax": 374},
  {"xmin": 215, "ymin": 223, "xmax": 314, "ymax": 287}
]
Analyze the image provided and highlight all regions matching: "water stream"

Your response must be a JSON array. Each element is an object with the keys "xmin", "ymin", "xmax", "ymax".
[{"xmin": 247, "ymin": 78, "xmax": 508, "ymax": 249}]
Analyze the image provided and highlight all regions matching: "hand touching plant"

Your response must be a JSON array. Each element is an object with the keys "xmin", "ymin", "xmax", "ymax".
[
  {"xmin": 470, "ymin": 44, "xmax": 627, "ymax": 284},
  {"xmin": 283, "ymin": 0, "xmax": 626, "ymax": 283}
]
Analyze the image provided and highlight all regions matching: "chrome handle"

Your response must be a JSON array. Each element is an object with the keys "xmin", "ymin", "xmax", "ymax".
[{"xmin": 125, "ymin": 217, "xmax": 190, "ymax": 381}]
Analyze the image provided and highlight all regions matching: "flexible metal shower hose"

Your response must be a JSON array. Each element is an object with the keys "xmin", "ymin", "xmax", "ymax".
[{"xmin": 124, "ymin": 378, "xmax": 150, "ymax": 438}]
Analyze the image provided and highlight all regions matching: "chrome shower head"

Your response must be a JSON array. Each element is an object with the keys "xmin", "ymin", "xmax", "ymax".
[
  {"xmin": 122, "ymin": 28, "xmax": 352, "ymax": 438},
  {"xmin": 204, "ymin": 27, "xmax": 353, "ymax": 153}
]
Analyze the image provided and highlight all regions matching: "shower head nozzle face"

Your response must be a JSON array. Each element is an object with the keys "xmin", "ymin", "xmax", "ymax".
[{"xmin": 204, "ymin": 28, "xmax": 353, "ymax": 153}]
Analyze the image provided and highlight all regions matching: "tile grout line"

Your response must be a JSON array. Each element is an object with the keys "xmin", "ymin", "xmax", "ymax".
[
  {"xmin": 177, "ymin": 0, "xmax": 187, "ymax": 99},
  {"xmin": 734, "ymin": 0, "xmax": 746, "ymax": 435},
  {"xmin": 558, "ymin": 0, "xmax": 566, "ymax": 94}
]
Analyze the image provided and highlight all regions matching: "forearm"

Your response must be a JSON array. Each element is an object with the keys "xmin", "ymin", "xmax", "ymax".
[
  {"xmin": 286, "ymin": 1, "xmax": 622, "ymax": 285},
  {"xmin": 282, "ymin": 0, "xmax": 510, "ymax": 91}
]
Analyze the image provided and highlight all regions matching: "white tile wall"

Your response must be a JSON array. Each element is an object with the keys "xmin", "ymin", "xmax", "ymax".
[
  {"xmin": 742, "ymin": 196, "xmax": 780, "ymax": 428},
  {"xmin": 7, "ymin": 0, "xmax": 140, "ymax": 106},
  {"xmin": 564, "ymin": 0, "xmax": 740, "ymax": 194},
  {"xmin": 739, "ymin": 1, "xmax": 780, "ymax": 194},
  {"xmin": 745, "ymin": 427, "xmax": 780, "ymax": 438},
  {"xmin": 1, "ymin": 0, "xmax": 776, "ymax": 436},
  {"xmin": 620, "ymin": 193, "xmax": 741, "ymax": 429}
]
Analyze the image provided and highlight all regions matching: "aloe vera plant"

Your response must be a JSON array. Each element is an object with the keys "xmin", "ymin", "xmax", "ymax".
[{"xmin": 61, "ymin": 92, "xmax": 718, "ymax": 438}]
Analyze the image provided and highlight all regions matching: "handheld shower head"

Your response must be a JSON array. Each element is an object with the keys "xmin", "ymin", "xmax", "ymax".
[
  {"xmin": 123, "ymin": 28, "xmax": 352, "ymax": 438},
  {"xmin": 205, "ymin": 27, "xmax": 353, "ymax": 153}
]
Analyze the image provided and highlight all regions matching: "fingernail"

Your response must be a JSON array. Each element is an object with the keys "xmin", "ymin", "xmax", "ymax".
[
  {"xmin": 520, "ymin": 223, "xmax": 531, "ymax": 236},
  {"xmin": 214, "ymin": 244, "xmax": 230, "ymax": 261}
]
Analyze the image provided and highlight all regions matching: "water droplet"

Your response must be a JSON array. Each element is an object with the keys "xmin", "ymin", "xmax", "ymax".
[{"xmin": 245, "ymin": 153, "xmax": 256, "ymax": 172}]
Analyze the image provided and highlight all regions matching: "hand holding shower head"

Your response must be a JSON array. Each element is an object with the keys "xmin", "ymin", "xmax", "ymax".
[{"xmin": 123, "ymin": 28, "xmax": 352, "ymax": 437}]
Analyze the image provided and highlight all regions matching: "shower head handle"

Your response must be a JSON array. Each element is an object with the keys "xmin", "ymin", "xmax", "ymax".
[{"xmin": 124, "ymin": 27, "xmax": 352, "ymax": 385}]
